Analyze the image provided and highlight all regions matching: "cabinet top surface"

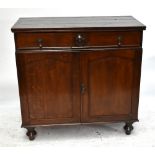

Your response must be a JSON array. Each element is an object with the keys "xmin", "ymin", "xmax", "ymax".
[{"xmin": 11, "ymin": 16, "xmax": 146, "ymax": 32}]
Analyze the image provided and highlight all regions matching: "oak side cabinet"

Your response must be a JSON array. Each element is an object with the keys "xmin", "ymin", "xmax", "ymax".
[{"xmin": 11, "ymin": 16, "xmax": 146, "ymax": 140}]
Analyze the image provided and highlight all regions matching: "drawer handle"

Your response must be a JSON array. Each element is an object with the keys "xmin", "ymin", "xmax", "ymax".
[
  {"xmin": 37, "ymin": 38, "xmax": 43, "ymax": 48},
  {"xmin": 75, "ymin": 34, "xmax": 86, "ymax": 46},
  {"xmin": 117, "ymin": 36, "xmax": 122, "ymax": 46}
]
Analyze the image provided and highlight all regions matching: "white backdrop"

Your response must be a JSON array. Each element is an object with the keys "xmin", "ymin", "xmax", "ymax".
[{"xmin": 0, "ymin": 0, "xmax": 155, "ymax": 150}]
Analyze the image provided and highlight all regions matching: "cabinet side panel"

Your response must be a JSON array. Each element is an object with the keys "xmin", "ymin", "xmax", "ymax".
[{"xmin": 131, "ymin": 48, "xmax": 142, "ymax": 119}]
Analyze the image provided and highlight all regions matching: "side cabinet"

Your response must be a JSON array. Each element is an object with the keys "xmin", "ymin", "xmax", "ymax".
[{"xmin": 11, "ymin": 16, "xmax": 146, "ymax": 140}]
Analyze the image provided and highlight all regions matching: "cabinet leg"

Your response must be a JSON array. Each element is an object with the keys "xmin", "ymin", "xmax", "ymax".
[
  {"xmin": 123, "ymin": 122, "xmax": 134, "ymax": 135},
  {"xmin": 26, "ymin": 127, "xmax": 37, "ymax": 140}
]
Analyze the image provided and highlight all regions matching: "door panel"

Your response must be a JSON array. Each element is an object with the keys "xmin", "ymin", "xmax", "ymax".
[
  {"xmin": 80, "ymin": 49, "xmax": 141, "ymax": 122},
  {"xmin": 16, "ymin": 52, "xmax": 80, "ymax": 125}
]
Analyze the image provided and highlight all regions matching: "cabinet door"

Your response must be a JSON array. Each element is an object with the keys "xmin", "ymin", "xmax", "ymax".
[
  {"xmin": 80, "ymin": 49, "xmax": 142, "ymax": 123},
  {"xmin": 16, "ymin": 51, "xmax": 81, "ymax": 125}
]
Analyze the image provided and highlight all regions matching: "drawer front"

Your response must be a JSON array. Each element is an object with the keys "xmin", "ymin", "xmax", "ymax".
[{"xmin": 15, "ymin": 31, "xmax": 142, "ymax": 49}]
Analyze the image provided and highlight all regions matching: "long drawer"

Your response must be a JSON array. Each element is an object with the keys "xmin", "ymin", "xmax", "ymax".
[{"xmin": 15, "ymin": 31, "xmax": 142, "ymax": 49}]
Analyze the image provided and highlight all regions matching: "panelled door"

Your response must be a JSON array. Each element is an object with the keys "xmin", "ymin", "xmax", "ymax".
[
  {"xmin": 80, "ymin": 48, "xmax": 142, "ymax": 122},
  {"xmin": 16, "ymin": 51, "xmax": 81, "ymax": 125},
  {"xmin": 16, "ymin": 49, "xmax": 142, "ymax": 125}
]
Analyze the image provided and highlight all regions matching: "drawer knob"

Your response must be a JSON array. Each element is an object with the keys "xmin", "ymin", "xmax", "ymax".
[
  {"xmin": 117, "ymin": 36, "xmax": 123, "ymax": 46},
  {"xmin": 75, "ymin": 34, "xmax": 86, "ymax": 46},
  {"xmin": 37, "ymin": 38, "xmax": 43, "ymax": 48}
]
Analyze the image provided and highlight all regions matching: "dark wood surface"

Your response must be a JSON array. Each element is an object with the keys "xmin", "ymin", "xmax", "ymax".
[
  {"xmin": 80, "ymin": 48, "xmax": 142, "ymax": 122},
  {"xmin": 11, "ymin": 16, "xmax": 146, "ymax": 32},
  {"xmin": 12, "ymin": 16, "xmax": 145, "ymax": 139},
  {"xmin": 16, "ymin": 52, "xmax": 81, "ymax": 125}
]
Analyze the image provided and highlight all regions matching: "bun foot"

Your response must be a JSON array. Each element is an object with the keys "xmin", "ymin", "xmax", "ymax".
[
  {"xmin": 26, "ymin": 127, "xmax": 37, "ymax": 140},
  {"xmin": 124, "ymin": 122, "xmax": 134, "ymax": 135}
]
